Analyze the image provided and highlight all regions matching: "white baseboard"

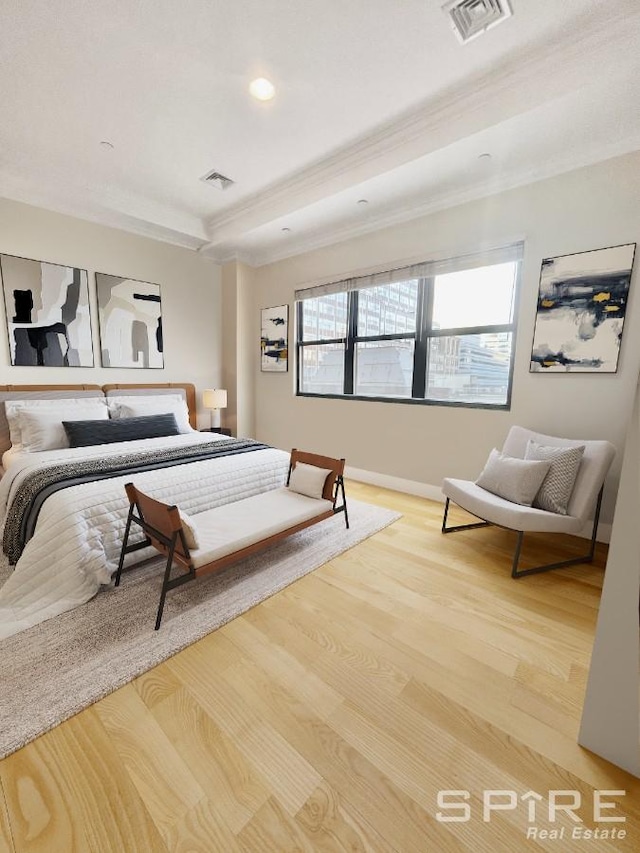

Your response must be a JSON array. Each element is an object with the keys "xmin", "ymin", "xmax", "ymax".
[
  {"xmin": 344, "ymin": 465, "xmax": 612, "ymax": 544},
  {"xmin": 345, "ymin": 466, "xmax": 444, "ymax": 502}
]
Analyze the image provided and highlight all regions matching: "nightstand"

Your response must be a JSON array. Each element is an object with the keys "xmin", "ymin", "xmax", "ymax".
[{"xmin": 201, "ymin": 427, "xmax": 232, "ymax": 436}]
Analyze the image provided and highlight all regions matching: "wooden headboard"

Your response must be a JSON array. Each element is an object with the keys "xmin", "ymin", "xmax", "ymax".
[
  {"xmin": 0, "ymin": 383, "xmax": 198, "ymax": 456},
  {"xmin": 0, "ymin": 384, "xmax": 101, "ymax": 392}
]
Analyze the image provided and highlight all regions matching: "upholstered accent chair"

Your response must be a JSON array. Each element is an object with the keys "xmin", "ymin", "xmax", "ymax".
[{"xmin": 441, "ymin": 426, "xmax": 616, "ymax": 578}]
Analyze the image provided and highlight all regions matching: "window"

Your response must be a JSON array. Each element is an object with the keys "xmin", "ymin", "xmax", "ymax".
[
  {"xmin": 298, "ymin": 293, "xmax": 347, "ymax": 395},
  {"xmin": 296, "ymin": 246, "xmax": 521, "ymax": 408}
]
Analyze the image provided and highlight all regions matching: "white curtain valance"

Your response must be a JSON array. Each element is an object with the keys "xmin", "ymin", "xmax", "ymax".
[{"xmin": 294, "ymin": 242, "xmax": 524, "ymax": 301}]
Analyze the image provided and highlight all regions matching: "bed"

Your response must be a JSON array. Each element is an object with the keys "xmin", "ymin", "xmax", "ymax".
[{"xmin": 0, "ymin": 383, "xmax": 289, "ymax": 638}]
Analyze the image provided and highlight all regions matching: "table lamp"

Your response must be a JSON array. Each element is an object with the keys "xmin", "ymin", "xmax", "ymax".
[{"xmin": 202, "ymin": 388, "xmax": 227, "ymax": 430}]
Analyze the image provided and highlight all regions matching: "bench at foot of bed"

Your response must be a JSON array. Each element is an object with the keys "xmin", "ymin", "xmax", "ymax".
[{"xmin": 115, "ymin": 449, "xmax": 348, "ymax": 628}]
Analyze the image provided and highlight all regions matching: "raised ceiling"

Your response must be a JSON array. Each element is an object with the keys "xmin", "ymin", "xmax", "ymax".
[{"xmin": 1, "ymin": 0, "xmax": 639, "ymax": 265}]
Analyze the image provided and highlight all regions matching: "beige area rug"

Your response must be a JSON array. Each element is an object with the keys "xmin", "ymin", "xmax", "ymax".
[{"xmin": 0, "ymin": 499, "xmax": 399, "ymax": 758}]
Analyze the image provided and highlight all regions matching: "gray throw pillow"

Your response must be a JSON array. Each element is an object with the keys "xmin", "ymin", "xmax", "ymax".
[
  {"xmin": 524, "ymin": 440, "xmax": 585, "ymax": 515},
  {"xmin": 476, "ymin": 449, "xmax": 551, "ymax": 506}
]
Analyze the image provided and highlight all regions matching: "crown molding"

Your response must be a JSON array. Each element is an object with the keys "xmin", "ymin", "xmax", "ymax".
[
  {"xmin": 245, "ymin": 139, "xmax": 640, "ymax": 268},
  {"xmin": 0, "ymin": 171, "xmax": 208, "ymax": 252},
  {"xmin": 3, "ymin": 125, "xmax": 637, "ymax": 271},
  {"xmin": 204, "ymin": 10, "xmax": 638, "ymax": 251},
  {"xmin": 198, "ymin": 246, "xmax": 258, "ymax": 266},
  {"xmin": 2, "ymin": 5, "xmax": 638, "ymax": 267}
]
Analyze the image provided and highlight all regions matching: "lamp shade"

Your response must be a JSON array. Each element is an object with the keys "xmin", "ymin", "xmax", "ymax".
[{"xmin": 203, "ymin": 388, "xmax": 227, "ymax": 410}]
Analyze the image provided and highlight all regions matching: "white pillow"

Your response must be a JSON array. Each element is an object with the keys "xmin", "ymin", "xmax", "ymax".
[
  {"xmin": 106, "ymin": 394, "xmax": 182, "ymax": 422},
  {"xmin": 4, "ymin": 407, "xmax": 22, "ymax": 447},
  {"xmin": 109, "ymin": 395, "xmax": 193, "ymax": 434},
  {"xmin": 19, "ymin": 405, "xmax": 109, "ymax": 452},
  {"xmin": 5, "ymin": 397, "xmax": 108, "ymax": 448},
  {"xmin": 475, "ymin": 449, "xmax": 551, "ymax": 506},
  {"xmin": 178, "ymin": 509, "xmax": 200, "ymax": 550},
  {"xmin": 288, "ymin": 462, "xmax": 333, "ymax": 500},
  {"xmin": 107, "ymin": 393, "xmax": 183, "ymax": 411}
]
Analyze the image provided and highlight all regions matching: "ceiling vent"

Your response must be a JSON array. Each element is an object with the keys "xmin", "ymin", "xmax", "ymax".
[
  {"xmin": 441, "ymin": 0, "xmax": 512, "ymax": 44},
  {"xmin": 200, "ymin": 170, "xmax": 235, "ymax": 190}
]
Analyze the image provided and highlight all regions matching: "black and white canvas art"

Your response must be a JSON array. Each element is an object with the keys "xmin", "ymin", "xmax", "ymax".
[
  {"xmin": 261, "ymin": 304, "xmax": 288, "ymax": 372},
  {"xmin": 96, "ymin": 273, "xmax": 163, "ymax": 368},
  {"xmin": 0, "ymin": 253, "xmax": 93, "ymax": 367},
  {"xmin": 530, "ymin": 243, "xmax": 636, "ymax": 373}
]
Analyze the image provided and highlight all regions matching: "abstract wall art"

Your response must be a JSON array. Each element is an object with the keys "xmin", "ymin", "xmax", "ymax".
[
  {"xmin": 96, "ymin": 273, "xmax": 163, "ymax": 368},
  {"xmin": 0, "ymin": 253, "xmax": 94, "ymax": 367},
  {"xmin": 530, "ymin": 243, "xmax": 636, "ymax": 373},
  {"xmin": 261, "ymin": 304, "xmax": 288, "ymax": 372}
]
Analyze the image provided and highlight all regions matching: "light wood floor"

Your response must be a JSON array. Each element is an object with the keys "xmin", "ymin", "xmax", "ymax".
[{"xmin": 1, "ymin": 482, "xmax": 638, "ymax": 852}]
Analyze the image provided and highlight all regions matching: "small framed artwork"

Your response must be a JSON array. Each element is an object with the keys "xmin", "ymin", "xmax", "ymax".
[
  {"xmin": 530, "ymin": 243, "xmax": 636, "ymax": 373},
  {"xmin": 0, "ymin": 253, "xmax": 94, "ymax": 366},
  {"xmin": 96, "ymin": 272, "xmax": 164, "ymax": 368},
  {"xmin": 261, "ymin": 304, "xmax": 289, "ymax": 372}
]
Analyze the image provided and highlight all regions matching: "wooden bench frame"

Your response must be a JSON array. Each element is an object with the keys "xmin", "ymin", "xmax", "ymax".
[{"xmin": 114, "ymin": 449, "xmax": 348, "ymax": 629}]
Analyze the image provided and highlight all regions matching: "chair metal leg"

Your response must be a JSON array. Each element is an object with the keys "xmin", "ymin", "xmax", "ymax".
[
  {"xmin": 441, "ymin": 497, "xmax": 492, "ymax": 534},
  {"xmin": 442, "ymin": 489, "xmax": 605, "ymax": 580},
  {"xmin": 511, "ymin": 541, "xmax": 597, "ymax": 578},
  {"xmin": 511, "ymin": 531, "xmax": 525, "ymax": 578},
  {"xmin": 511, "ymin": 488, "xmax": 604, "ymax": 578}
]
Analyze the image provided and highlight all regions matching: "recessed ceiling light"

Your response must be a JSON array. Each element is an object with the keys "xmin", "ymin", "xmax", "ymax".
[
  {"xmin": 99, "ymin": 140, "xmax": 114, "ymax": 150},
  {"xmin": 249, "ymin": 78, "xmax": 275, "ymax": 101},
  {"xmin": 281, "ymin": 227, "xmax": 291, "ymax": 232},
  {"xmin": 478, "ymin": 152, "xmax": 492, "ymax": 161},
  {"xmin": 357, "ymin": 199, "xmax": 369, "ymax": 206}
]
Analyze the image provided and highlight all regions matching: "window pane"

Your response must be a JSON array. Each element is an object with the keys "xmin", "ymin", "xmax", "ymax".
[
  {"xmin": 355, "ymin": 339, "xmax": 415, "ymax": 398},
  {"xmin": 301, "ymin": 293, "xmax": 348, "ymax": 341},
  {"xmin": 426, "ymin": 332, "xmax": 512, "ymax": 405},
  {"xmin": 357, "ymin": 280, "xmax": 418, "ymax": 337},
  {"xmin": 432, "ymin": 262, "xmax": 517, "ymax": 330},
  {"xmin": 299, "ymin": 343, "xmax": 345, "ymax": 394}
]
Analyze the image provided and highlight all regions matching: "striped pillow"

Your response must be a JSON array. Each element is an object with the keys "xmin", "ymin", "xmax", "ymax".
[{"xmin": 525, "ymin": 440, "xmax": 585, "ymax": 514}]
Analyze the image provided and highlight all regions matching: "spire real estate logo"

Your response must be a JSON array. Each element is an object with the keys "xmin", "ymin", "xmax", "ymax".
[{"xmin": 435, "ymin": 788, "xmax": 627, "ymax": 842}]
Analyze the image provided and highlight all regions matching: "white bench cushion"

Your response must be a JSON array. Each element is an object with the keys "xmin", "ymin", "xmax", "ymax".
[
  {"xmin": 189, "ymin": 487, "xmax": 333, "ymax": 568},
  {"xmin": 443, "ymin": 477, "xmax": 584, "ymax": 534}
]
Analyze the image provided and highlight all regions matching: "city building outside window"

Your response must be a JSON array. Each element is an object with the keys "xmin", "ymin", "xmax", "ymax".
[{"xmin": 295, "ymin": 245, "xmax": 522, "ymax": 409}]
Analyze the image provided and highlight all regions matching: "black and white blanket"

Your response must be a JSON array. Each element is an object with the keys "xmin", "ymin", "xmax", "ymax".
[
  {"xmin": 3, "ymin": 437, "xmax": 269, "ymax": 565},
  {"xmin": 0, "ymin": 433, "xmax": 289, "ymax": 638}
]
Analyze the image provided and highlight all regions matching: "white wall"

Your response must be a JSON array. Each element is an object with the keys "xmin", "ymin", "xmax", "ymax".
[
  {"xmin": 221, "ymin": 260, "xmax": 256, "ymax": 437},
  {"xmin": 236, "ymin": 262, "xmax": 257, "ymax": 438},
  {"xmin": 253, "ymin": 151, "xmax": 640, "ymax": 526},
  {"xmin": 579, "ymin": 377, "xmax": 640, "ymax": 775},
  {"xmin": 0, "ymin": 198, "xmax": 221, "ymax": 427}
]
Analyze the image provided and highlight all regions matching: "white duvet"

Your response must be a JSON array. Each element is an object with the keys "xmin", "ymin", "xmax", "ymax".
[{"xmin": 0, "ymin": 433, "xmax": 289, "ymax": 639}]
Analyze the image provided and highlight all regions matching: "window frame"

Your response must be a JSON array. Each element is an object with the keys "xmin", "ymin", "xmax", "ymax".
[{"xmin": 296, "ymin": 256, "xmax": 521, "ymax": 410}]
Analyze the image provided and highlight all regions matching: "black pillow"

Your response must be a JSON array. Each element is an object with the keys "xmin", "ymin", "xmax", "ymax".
[{"xmin": 63, "ymin": 413, "xmax": 180, "ymax": 447}]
